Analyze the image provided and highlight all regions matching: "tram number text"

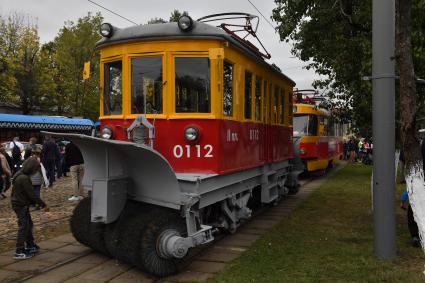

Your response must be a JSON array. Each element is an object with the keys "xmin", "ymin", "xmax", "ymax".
[
  {"xmin": 249, "ymin": 129, "xmax": 260, "ymax": 141},
  {"xmin": 173, "ymin": 145, "xmax": 213, "ymax": 159}
]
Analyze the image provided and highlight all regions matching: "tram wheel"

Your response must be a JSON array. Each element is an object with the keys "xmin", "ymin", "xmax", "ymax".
[
  {"xmin": 70, "ymin": 197, "xmax": 109, "ymax": 255},
  {"xmin": 136, "ymin": 207, "xmax": 189, "ymax": 277}
]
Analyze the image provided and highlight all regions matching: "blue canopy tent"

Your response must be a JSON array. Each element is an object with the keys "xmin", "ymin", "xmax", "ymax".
[{"xmin": 0, "ymin": 114, "xmax": 94, "ymax": 143}]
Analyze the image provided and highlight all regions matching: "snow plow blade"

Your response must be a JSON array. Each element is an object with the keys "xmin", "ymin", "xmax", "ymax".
[{"xmin": 43, "ymin": 132, "xmax": 182, "ymax": 212}]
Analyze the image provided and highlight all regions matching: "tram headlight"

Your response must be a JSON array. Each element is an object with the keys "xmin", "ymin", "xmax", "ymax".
[
  {"xmin": 184, "ymin": 126, "xmax": 199, "ymax": 142},
  {"xmin": 178, "ymin": 15, "xmax": 194, "ymax": 32},
  {"xmin": 101, "ymin": 127, "xmax": 113, "ymax": 139},
  {"xmin": 300, "ymin": 148, "xmax": 306, "ymax": 155},
  {"xmin": 100, "ymin": 23, "xmax": 114, "ymax": 38}
]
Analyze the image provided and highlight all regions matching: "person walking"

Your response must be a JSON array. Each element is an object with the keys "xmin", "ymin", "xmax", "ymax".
[
  {"xmin": 401, "ymin": 191, "xmax": 420, "ymax": 247},
  {"xmin": 65, "ymin": 141, "xmax": 85, "ymax": 201},
  {"xmin": 41, "ymin": 136, "xmax": 59, "ymax": 187},
  {"xmin": 10, "ymin": 137, "xmax": 24, "ymax": 174},
  {"xmin": 0, "ymin": 146, "xmax": 12, "ymax": 193},
  {"xmin": 11, "ymin": 157, "xmax": 49, "ymax": 259},
  {"xmin": 29, "ymin": 148, "xmax": 49, "ymax": 204},
  {"xmin": 24, "ymin": 137, "xmax": 38, "ymax": 160},
  {"xmin": 0, "ymin": 148, "xmax": 11, "ymax": 199}
]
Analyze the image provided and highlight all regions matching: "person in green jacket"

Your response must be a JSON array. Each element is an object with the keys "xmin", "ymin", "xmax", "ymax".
[{"xmin": 11, "ymin": 157, "xmax": 49, "ymax": 260}]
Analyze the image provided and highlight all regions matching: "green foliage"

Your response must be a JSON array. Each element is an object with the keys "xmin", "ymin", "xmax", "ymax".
[
  {"xmin": 272, "ymin": 0, "xmax": 425, "ymax": 137},
  {"xmin": 0, "ymin": 12, "xmax": 101, "ymax": 120},
  {"xmin": 169, "ymin": 10, "xmax": 189, "ymax": 22},
  {"xmin": 147, "ymin": 10, "xmax": 189, "ymax": 25},
  {"xmin": 52, "ymin": 12, "xmax": 102, "ymax": 120},
  {"xmin": 148, "ymin": 17, "xmax": 166, "ymax": 24}
]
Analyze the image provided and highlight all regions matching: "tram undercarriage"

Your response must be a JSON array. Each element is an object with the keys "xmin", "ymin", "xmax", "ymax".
[{"xmin": 53, "ymin": 133, "xmax": 299, "ymax": 276}]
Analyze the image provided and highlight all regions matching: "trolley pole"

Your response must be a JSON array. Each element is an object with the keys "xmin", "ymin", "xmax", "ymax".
[{"xmin": 372, "ymin": 0, "xmax": 396, "ymax": 259}]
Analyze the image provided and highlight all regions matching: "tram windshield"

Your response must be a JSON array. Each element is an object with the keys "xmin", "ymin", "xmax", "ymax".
[
  {"xmin": 293, "ymin": 114, "xmax": 318, "ymax": 136},
  {"xmin": 175, "ymin": 57, "xmax": 210, "ymax": 113},
  {"xmin": 131, "ymin": 57, "xmax": 163, "ymax": 114},
  {"xmin": 104, "ymin": 61, "xmax": 123, "ymax": 115}
]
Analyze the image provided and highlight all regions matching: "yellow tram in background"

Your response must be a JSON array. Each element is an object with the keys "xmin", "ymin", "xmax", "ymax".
[{"xmin": 292, "ymin": 91, "xmax": 344, "ymax": 172}]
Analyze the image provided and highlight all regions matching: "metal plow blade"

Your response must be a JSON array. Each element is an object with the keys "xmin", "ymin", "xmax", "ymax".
[{"xmin": 43, "ymin": 132, "xmax": 181, "ymax": 211}]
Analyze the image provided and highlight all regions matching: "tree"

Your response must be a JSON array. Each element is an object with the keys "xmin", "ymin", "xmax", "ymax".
[
  {"xmin": 272, "ymin": 1, "xmax": 425, "ymax": 138},
  {"xmin": 148, "ymin": 17, "xmax": 166, "ymax": 24},
  {"xmin": 169, "ymin": 10, "xmax": 188, "ymax": 22},
  {"xmin": 52, "ymin": 12, "xmax": 102, "ymax": 120},
  {"xmin": 0, "ymin": 12, "xmax": 55, "ymax": 114}
]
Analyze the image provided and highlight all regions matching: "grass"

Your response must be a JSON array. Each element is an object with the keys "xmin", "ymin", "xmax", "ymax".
[{"xmin": 210, "ymin": 164, "xmax": 425, "ymax": 283}]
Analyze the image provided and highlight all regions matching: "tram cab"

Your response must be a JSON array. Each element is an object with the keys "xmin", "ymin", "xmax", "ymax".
[{"xmin": 293, "ymin": 91, "xmax": 343, "ymax": 172}]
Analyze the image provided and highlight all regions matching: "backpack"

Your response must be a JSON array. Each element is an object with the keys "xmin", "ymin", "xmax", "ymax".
[{"xmin": 12, "ymin": 142, "xmax": 21, "ymax": 159}]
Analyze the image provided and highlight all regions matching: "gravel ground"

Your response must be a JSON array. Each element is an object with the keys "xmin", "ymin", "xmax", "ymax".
[{"xmin": 0, "ymin": 176, "xmax": 84, "ymax": 252}]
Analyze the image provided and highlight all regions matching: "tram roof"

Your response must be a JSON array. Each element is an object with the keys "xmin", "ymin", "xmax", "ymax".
[{"xmin": 96, "ymin": 21, "xmax": 296, "ymax": 86}]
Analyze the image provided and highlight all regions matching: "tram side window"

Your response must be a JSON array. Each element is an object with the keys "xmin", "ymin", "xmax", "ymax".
[
  {"xmin": 175, "ymin": 58, "xmax": 210, "ymax": 113},
  {"xmin": 263, "ymin": 81, "xmax": 268, "ymax": 122},
  {"xmin": 273, "ymin": 86, "xmax": 279, "ymax": 123},
  {"xmin": 244, "ymin": 71, "xmax": 252, "ymax": 119},
  {"xmin": 104, "ymin": 61, "xmax": 122, "ymax": 115},
  {"xmin": 223, "ymin": 61, "xmax": 233, "ymax": 116},
  {"xmin": 280, "ymin": 89, "xmax": 284, "ymax": 124},
  {"xmin": 131, "ymin": 57, "xmax": 163, "ymax": 114},
  {"xmin": 255, "ymin": 76, "xmax": 262, "ymax": 121},
  {"xmin": 268, "ymin": 83, "xmax": 273, "ymax": 123}
]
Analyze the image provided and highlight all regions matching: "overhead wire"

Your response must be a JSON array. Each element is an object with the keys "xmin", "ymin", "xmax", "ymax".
[
  {"xmin": 87, "ymin": 0, "xmax": 138, "ymax": 25},
  {"xmin": 246, "ymin": 0, "xmax": 276, "ymax": 31}
]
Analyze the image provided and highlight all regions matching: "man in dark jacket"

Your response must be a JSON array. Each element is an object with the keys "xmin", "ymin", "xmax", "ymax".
[
  {"xmin": 11, "ymin": 157, "xmax": 49, "ymax": 259},
  {"xmin": 41, "ymin": 136, "xmax": 59, "ymax": 187},
  {"xmin": 65, "ymin": 141, "xmax": 85, "ymax": 201}
]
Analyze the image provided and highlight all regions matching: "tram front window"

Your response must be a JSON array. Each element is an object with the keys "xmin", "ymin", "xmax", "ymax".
[
  {"xmin": 104, "ymin": 61, "xmax": 122, "ymax": 115},
  {"xmin": 293, "ymin": 115, "xmax": 318, "ymax": 136},
  {"xmin": 175, "ymin": 57, "xmax": 210, "ymax": 113},
  {"xmin": 131, "ymin": 57, "xmax": 163, "ymax": 114}
]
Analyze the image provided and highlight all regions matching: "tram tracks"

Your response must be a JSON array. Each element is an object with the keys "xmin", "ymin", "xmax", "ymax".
[{"xmin": 3, "ymin": 168, "xmax": 339, "ymax": 283}]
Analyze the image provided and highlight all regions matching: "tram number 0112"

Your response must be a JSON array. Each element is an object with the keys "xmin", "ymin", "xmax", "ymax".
[{"xmin": 173, "ymin": 144, "xmax": 213, "ymax": 158}]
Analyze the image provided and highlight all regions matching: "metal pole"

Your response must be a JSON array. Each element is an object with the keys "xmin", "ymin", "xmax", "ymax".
[{"xmin": 372, "ymin": 0, "xmax": 396, "ymax": 258}]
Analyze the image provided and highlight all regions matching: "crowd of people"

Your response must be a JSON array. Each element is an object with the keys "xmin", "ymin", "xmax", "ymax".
[
  {"xmin": 343, "ymin": 137, "xmax": 373, "ymax": 165},
  {"xmin": 0, "ymin": 135, "xmax": 85, "ymax": 260}
]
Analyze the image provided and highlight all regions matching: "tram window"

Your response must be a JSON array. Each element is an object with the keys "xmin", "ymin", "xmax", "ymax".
[
  {"xmin": 263, "ymin": 81, "xmax": 268, "ymax": 122},
  {"xmin": 244, "ymin": 71, "xmax": 252, "ymax": 119},
  {"xmin": 223, "ymin": 61, "xmax": 233, "ymax": 116},
  {"xmin": 131, "ymin": 57, "xmax": 163, "ymax": 114},
  {"xmin": 273, "ymin": 86, "xmax": 279, "ymax": 123},
  {"xmin": 280, "ymin": 89, "xmax": 284, "ymax": 124},
  {"xmin": 255, "ymin": 76, "xmax": 262, "ymax": 121},
  {"xmin": 268, "ymin": 83, "xmax": 273, "ymax": 123},
  {"xmin": 175, "ymin": 58, "xmax": 210, "ymax": 113},
  {"xmin": 293, "ymin": 115, "xmax": 318, "ymax": 136},
  {"xmin": 103, "ymin": 61, "xmax": 122, "ymax": 115}
]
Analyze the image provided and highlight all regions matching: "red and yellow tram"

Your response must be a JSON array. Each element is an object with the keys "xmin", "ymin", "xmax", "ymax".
[
  {"xmin": 55, "ymin": 14, "xmax": 302, "ymax": 277},
  {"xmin": 293, "ymin": 92, "xmax": 343, "ymax": 172}
]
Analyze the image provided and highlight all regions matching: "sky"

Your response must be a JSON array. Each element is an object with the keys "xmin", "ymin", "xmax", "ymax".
[{"xmin": 0, "ymin": 0, "xmax": 321, "ymax": 89}]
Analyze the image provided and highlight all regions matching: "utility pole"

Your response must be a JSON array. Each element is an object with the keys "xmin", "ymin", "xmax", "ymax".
[{"xmin": 372, "ymin": 0, "xmax": 396, "ymax": 258}]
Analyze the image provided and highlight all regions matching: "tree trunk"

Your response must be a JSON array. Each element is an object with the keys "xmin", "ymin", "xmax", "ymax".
[
  {"xmin": 396, "ymin": 0, "xmax": 419, "ymax": 167},
  {"xmin": 396, "ymin": 0, "xmax": 425, "ymax": 248}
]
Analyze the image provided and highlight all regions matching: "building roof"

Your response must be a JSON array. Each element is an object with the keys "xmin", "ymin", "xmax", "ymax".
[{"xmin": 0, "ymin": 114, "xmax": 94, "ymax": 131}]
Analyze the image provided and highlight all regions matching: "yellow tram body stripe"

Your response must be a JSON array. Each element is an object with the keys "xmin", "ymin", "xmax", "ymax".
[{"xmin": 98, "ymin": 39, "xmax": 295, "ymax": 126}]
